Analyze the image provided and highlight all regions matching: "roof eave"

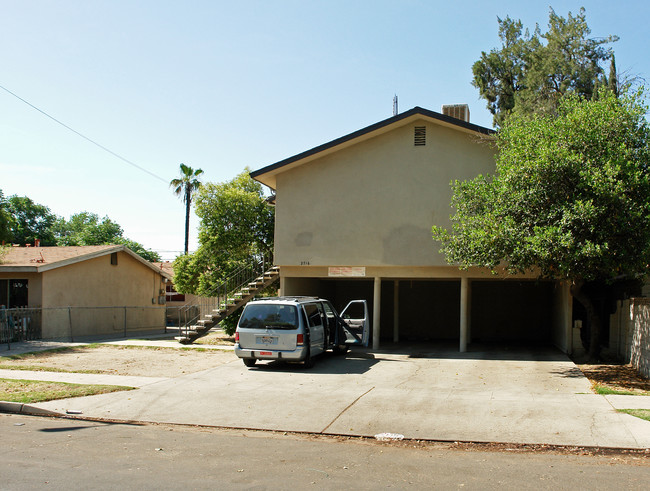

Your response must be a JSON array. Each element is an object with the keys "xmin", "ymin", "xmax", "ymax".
[
  {"xmin": 250, "ymin": 106, "xmax": 495, "ymax": 189},
  {"xmin": 0, "ymin": 246, "xmax": 172, "ymax": 279}
]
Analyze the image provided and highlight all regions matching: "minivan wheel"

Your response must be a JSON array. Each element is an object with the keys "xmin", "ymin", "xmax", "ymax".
[{"xmin": 243, "ymin": 358, "xmax": 256, "ymax": 367}]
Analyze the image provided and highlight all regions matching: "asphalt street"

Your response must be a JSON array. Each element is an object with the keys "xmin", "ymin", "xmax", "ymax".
[{"xmin": 1, "ymin": 413, "xmax": 649, "ymax": 490}]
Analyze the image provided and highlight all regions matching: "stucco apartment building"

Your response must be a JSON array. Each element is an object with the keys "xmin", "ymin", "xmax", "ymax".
[
  {"xmin": 0, "ymin": 245, "xmax": 170, "ymax": 339},
  {"xmin": 251, "ymin": 106, "xmax": 574, "ymax": 353}
]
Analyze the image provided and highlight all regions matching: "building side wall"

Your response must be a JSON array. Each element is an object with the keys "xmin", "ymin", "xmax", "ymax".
[
  {"xmin": 39, "ymin": 252, "xmax": 165, "ymax": 338},
  {"xmin": 274, "ymin": 120, "xmax": 496, "ymax": 267},
  {"xmin": 41, "ymin": 252, "xmax": 162, "ymax": 307}
]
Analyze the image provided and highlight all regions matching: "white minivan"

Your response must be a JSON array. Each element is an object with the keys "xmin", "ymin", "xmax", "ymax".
[{"xmin": 234, "ymin": 296, "xmax": 369, "ymax": 368}]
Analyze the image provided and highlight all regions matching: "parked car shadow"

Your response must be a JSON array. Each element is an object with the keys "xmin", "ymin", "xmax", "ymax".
[{"xmin": 243, "ymin": 349, "xmax": 388, "ymax": 374}]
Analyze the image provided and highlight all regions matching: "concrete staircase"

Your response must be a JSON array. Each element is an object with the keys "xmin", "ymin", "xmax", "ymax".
[{"xmin": 175, "ymin": 266, "xmax": 280, "ymax": 344}]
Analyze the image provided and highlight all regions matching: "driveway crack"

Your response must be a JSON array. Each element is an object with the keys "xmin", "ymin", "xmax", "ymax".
[{"xmin": 320, "ymin": 386, "xmax": 375, "ymax": 433}]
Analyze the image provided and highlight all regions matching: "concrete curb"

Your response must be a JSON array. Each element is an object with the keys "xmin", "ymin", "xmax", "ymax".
[
  {"xmin": 4, "ymin": 409, "xmax": 649, "ymax": 455},
  {"xmin": 0, "ymin": 401, "xmax": 63, "ymax": 417}
]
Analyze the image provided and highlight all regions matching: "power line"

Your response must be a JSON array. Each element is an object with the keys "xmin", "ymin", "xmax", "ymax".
[{"xmin": 0, "ymin": 83, "xmax": 168, "ymax": 184}]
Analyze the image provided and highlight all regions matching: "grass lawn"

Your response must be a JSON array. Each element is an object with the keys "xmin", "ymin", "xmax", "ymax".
[
  {"xmin": 0, "ymin": 378, "xmax": 133, "ymax": 404},
  {"xmin": 617, "ymin": 409, "xmax": 650, "ymax": 422},
  {"xmin": 593, "ymin": 384, "xmax": 650, "ymax": 396}
]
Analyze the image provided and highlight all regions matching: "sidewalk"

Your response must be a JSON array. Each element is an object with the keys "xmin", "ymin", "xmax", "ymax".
[
  {"xmin": 2, "ymin": 342, "xmax": 649, "ymax": 449},
  {"xmin": 0, "ymin": 334, "xmax": 233, "ymax": 357}
]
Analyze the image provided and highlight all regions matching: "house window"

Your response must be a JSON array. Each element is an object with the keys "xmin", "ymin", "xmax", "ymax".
[
  {"xmin": 0, "ymin": 279, "xmax": 28, "ymax": 308},
  {"xmin": 110, "ymin": 252, "xmax": 118, "ymax": 266},
  {"xmin": 414, "ymin": 126, "xmax": 426, "ymax": 146}
]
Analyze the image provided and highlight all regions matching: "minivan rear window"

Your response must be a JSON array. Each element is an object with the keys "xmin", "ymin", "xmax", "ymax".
[{"xmin": 238, "ymin": 304, "xmax": 299, "ymax": 330}]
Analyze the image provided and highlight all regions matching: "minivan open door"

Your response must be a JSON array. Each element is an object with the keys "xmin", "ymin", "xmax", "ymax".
[{"xmin": 340, "ymin": 300, "xmax": 369, "ymax": 347}]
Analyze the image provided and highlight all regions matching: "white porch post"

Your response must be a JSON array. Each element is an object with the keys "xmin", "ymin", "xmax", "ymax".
[
  {"xmin": 393, "ymin": 280, "xmax": 399, "ymax": 343},
  {"xmin": 373, "ymin": 277, "xmax": 381, "ymax": 350},
  {"xmin": 460, "ymin": 277, "xmax": 469, "ymax": 353}
]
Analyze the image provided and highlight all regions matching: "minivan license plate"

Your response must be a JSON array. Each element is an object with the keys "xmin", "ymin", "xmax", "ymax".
[{"xmin": 257, "ymin": 336, "xmax": 277, "ymax": 345}]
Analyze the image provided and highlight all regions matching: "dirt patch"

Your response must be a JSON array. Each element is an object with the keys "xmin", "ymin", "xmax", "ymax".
[
  {"xmin": 0, "ymin": 345, "xmax": 238, "ymax": 378},
  {"xmin": 576, "ymin": 363, "xmax": 650, "ymax": 395},
  {"xmin": 194, "ymin": 331, "xmax": 235, "ymax": 346}
]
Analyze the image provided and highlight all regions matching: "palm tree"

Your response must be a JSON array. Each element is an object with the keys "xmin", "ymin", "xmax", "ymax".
[{"xmin": 170, "ymin": 163, "xmax": 203, "ymax": 254}]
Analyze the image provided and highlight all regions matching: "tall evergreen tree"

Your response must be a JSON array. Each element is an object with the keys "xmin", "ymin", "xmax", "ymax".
[
  {"xmin": 608, "ymin": 54, "xmax": 619, "ymax": 96},
  {"xmin": 472, "ymin": 8, "xmax": 617, "ymax": 126}
]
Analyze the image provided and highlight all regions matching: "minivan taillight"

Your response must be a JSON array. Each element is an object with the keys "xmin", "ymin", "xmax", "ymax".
[
  {"xmin": 235, "ymin": 331, "xmax": 239, "ymax": 342},
  {"xmin": 297, "ymin": 334, "xmax": 304, "ymax": 345}
]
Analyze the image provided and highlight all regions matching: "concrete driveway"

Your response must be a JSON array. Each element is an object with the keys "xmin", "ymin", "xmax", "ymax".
[{"xmin": 30, "ymin": 345, "xmax": 650, "ymax": 448}]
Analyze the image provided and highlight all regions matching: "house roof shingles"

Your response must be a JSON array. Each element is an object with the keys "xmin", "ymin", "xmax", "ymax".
[{"xmin": 0, "ymin": 245, "xmax": 171, "ymax": 278}]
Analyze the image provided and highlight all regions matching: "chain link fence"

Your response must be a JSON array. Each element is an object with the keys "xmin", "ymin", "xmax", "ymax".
[{"xmin": 1, "ymin": 306, "xmax": 168, "ymax": 347}]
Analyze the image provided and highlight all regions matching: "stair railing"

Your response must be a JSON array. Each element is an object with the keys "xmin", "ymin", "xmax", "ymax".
[{"xmin": 177, "ymin": 253, "xmax": 275, "ymax": 338}]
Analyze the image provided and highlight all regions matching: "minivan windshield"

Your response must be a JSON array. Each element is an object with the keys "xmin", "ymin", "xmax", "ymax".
[{"xmin": 238, "ymin": 304, "xmax": 299, "ymax": 330}]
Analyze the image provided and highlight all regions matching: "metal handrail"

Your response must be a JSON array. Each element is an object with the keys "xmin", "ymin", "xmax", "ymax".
[{"xmin": 176, "ymin": 253, "xmax": 275, "ymax": 337}]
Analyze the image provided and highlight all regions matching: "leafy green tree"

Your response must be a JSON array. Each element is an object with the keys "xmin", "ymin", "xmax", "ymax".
[
  {"xmin": 433, "ymin": 90, "xmax": 650, "ymax": 361},
  {"xmin": 0, "ymin": 190, "xmax": 13, "ymax": 244},
  {"xmin": 473, "ymin": 8, "xmax": 617, "ymax": 126},
  {"xmin": 170, "ymin": 163, "xmax": 204, "ymax": 255},
  {"xmin": 55, "ymin": 211, "xmax": 161, "ymax": 262},
  {"xmin": 6, "ymin": 196, "xmax": 57, "ymax": 246},
  {"xmin": 173, "ymin": 169, "xmax": 274, "ymax": 297},
  {"xmin": 55, "ymin": 212, "xmax": 123, "ymax": 246}
]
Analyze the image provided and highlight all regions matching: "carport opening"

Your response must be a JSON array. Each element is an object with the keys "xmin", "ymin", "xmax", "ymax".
[
  {"xmin": 281, "ymin": 277, "xmax": 556, "ymax": 350},
  {"xmin": 470, "ymin": 280, "xmax": 555, "ymax": 348},
  {"xmin": 283, "ymin": 277, "xmax": 462, "ymax": 345}
]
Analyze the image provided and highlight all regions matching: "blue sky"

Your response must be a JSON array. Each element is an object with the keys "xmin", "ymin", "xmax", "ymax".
[{"xmin": 1, "ymin": 1, "xmax": 648, "ymax": 260}]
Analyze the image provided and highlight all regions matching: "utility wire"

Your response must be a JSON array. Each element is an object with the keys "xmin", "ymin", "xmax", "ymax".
[{"xmin": 0, "ymin": 83, "xmax": 168, "ymax": 184}]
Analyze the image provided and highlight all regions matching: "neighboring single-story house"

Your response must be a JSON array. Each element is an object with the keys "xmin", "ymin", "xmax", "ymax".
[
  {"xmin": 251, "ymin": 105, "xmax": 574, "ymax": 353},
  {"xmin": 153, "ymin": 261, "xmax": 202, "ymax": 327},
  {"xmin": 154, "ymin": 261, "xmax": 187, "ymax": 303},
  {"xmin": 0, "ymin": 245, "xmax": 171, "ymax": 339}
]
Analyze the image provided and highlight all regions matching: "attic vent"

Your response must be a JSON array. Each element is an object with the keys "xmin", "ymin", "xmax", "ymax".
[
  {"xmin": 414, "ymin": 126, "xmax": 426, "ymax": 146},
  {"xmin": 441, "ymin": 104, "xmax": 470, "ymax": 123}
]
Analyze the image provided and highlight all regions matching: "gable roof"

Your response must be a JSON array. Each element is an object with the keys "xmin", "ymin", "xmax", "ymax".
[
  {"xmin": 0, "ymin": 245, "xmax": 171, "ymax": 278},
  {"xmin": 251, "ymin": 106, "xmax": 495, "ymax": 189},
  {"xmin": 153, "ymin": 261, "xmax": 175, "ymax": 278}
]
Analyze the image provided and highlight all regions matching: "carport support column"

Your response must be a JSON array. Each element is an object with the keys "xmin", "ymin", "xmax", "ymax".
[
  {"xmin": 460, "ymin": 277, "xmax": 469, "ymax": 353},
  {"xmin": 373, "ymin": 277, "xmax": 381, "ymax": 350}
]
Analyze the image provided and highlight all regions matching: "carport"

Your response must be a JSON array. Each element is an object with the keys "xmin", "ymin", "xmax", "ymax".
[{"xmin": 281, "ymin": 275, "xmax": 572, "ymax": 353}]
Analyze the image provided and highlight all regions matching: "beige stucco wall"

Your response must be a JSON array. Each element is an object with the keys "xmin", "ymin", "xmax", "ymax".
[
  {"xmin": 41, "ymin": 251, "xmax": 163, "ymax": 307},
  {"xmin": 267, "ymin": 117, "xmax": 572, "ymax": 350},
  {"xmin": 38, "ymin": 251, "xmax": 166, "ymax": 339},
  {"xmin": 274, "ymin": 119, "xmax": 496, "ymax": 267}
]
